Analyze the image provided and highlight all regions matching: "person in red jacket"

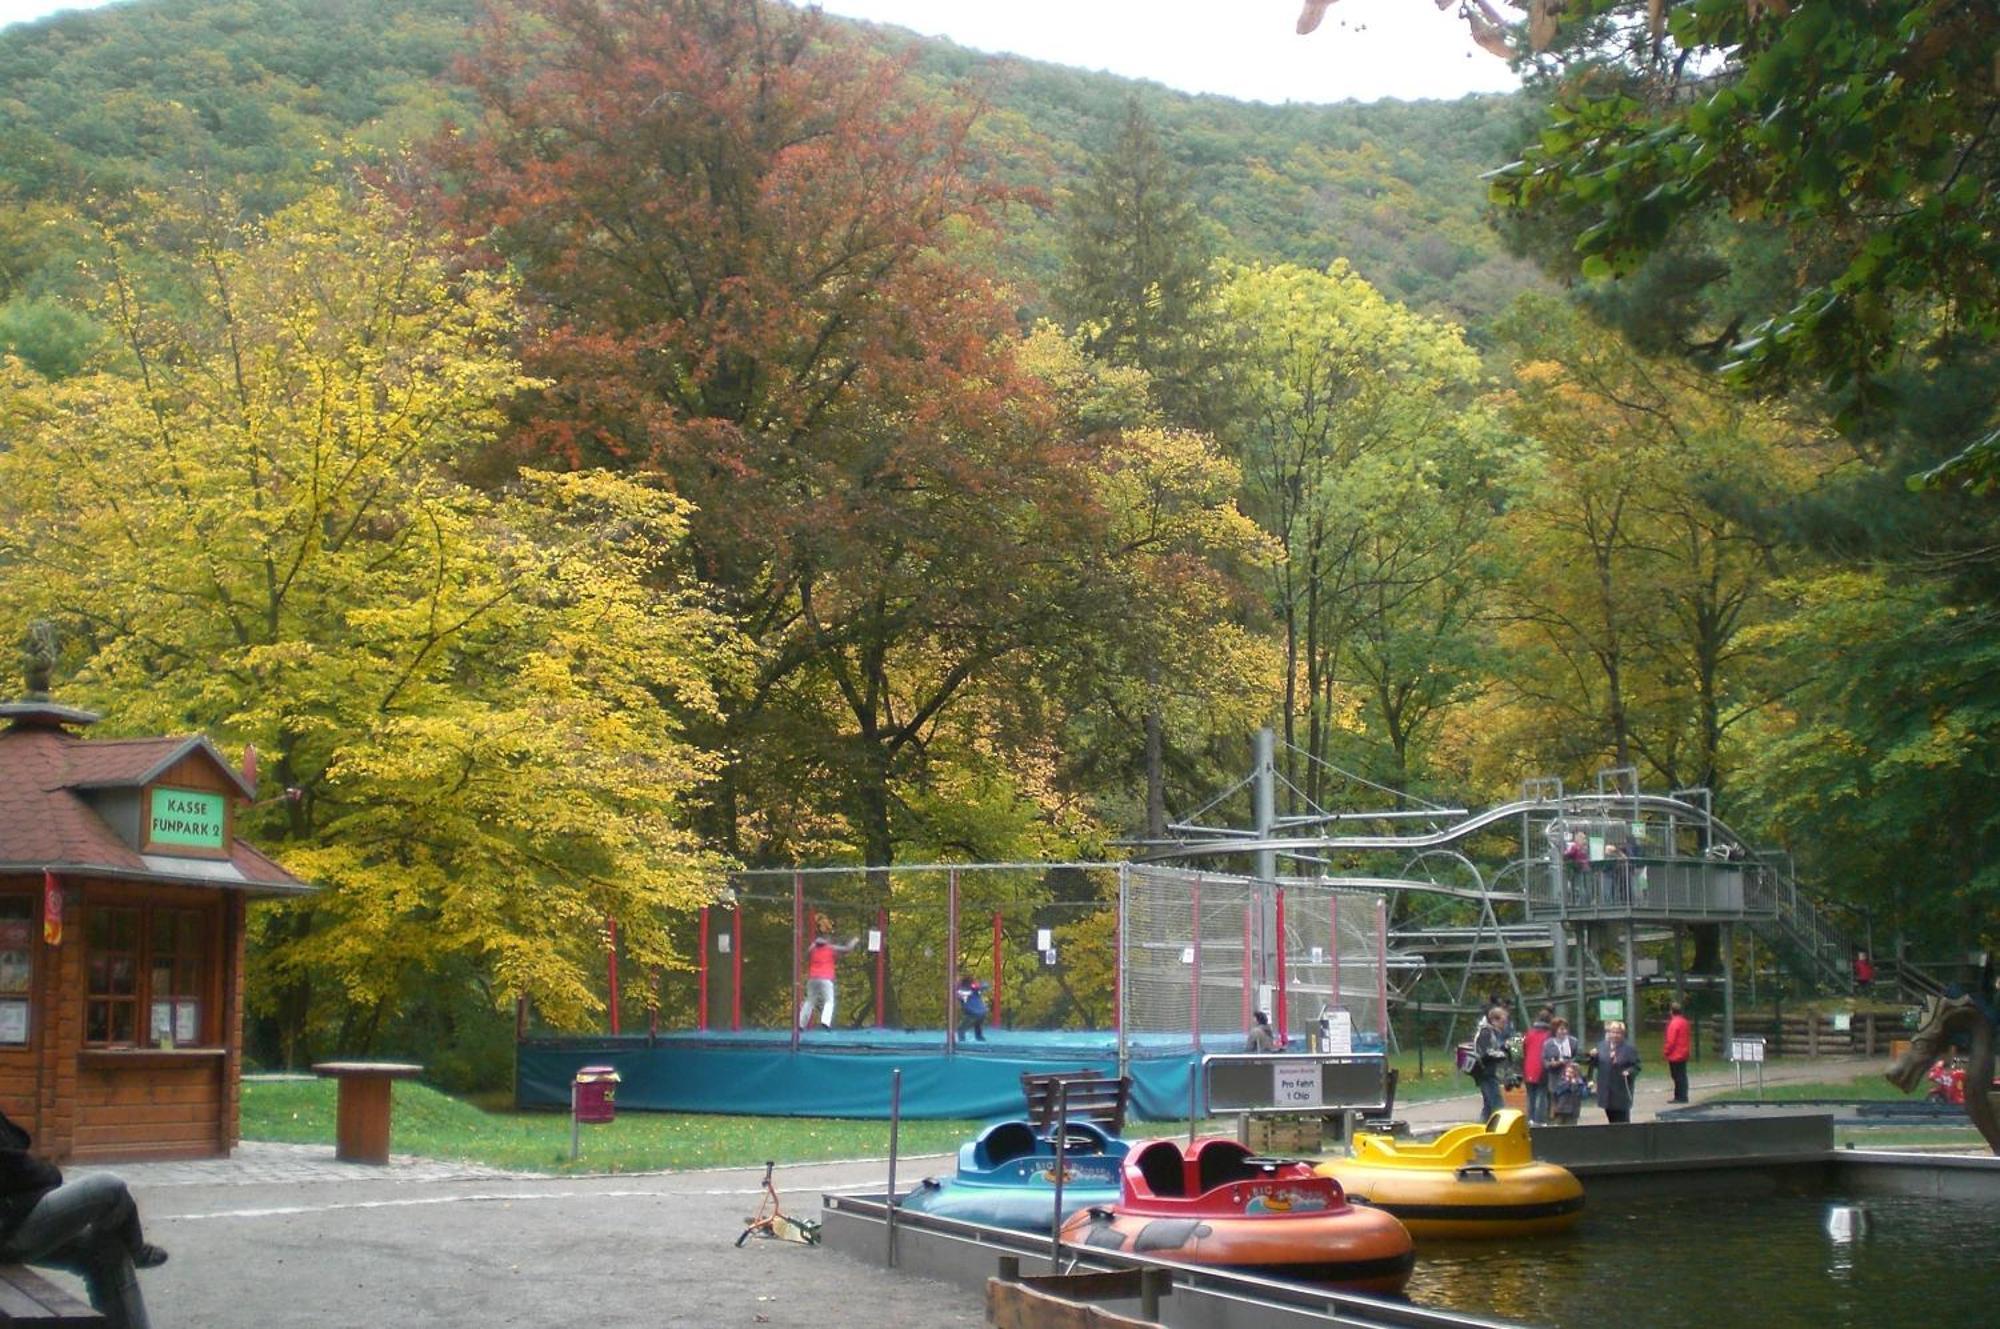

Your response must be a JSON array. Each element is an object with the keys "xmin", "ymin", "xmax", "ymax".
[
  {"xmin": 1663, "ymin": 1002, "xmax": 1692, "ymax": 1104},
  {"xmin": 1522, "ymin": 1005, "xmax": 1554, "ymax": 1124}
]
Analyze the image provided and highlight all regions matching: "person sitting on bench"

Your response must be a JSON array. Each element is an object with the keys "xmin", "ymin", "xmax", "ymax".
[{"xmin": 0, "ymin": 1109, "xmax": 167, "ymax": 1329}]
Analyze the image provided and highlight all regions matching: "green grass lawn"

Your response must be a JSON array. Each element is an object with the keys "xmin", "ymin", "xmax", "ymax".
[
  {"xmin": 243, "ymin": 1078, "xmax": 986, "ymax": 1174},
  {"xmin": 1709, "ymin": 1072, "xmax": 1917, "ymax": 1103},
  {"xmin": 237, "ymin": 1048, "xmax": 1489, "ymax": 1175},
  {"xmin": 1834, "ymin": 1124, "xmax": 1992, "ymax": 1150}
]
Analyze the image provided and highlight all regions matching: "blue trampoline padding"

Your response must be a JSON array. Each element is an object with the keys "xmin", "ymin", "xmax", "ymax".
[{"xmin": 515, "ymin": 1039, "xmax": 1211, "ymax": 1120}]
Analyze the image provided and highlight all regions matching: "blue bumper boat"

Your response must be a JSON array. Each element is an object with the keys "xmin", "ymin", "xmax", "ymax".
[{"xmin": 899, "ymin": 1119, "xmax": 1127, "ymax": 1233}]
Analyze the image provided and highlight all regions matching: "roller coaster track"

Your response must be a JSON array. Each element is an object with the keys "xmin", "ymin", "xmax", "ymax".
[
  {"xmin": 1148, "ymin": 791, "xmax": 1723, "ymax": 860},
  {"xmin": 1150, "ymin": 790, "xmax": 1859, "ymax": 997}
]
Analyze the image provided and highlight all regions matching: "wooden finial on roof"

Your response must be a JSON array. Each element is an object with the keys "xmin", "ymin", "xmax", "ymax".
[{"xmin": 21, "ymin": 620, "xmax": 56, "ymax": 702}]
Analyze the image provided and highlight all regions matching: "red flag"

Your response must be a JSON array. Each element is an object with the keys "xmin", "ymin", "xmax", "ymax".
[{"xmin": 42, "ymin": 870, "xmax": 61, "ymax": 947}]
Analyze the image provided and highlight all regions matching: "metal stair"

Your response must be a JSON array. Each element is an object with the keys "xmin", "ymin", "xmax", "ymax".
[{"xmin": 1748, "ymin": 861, "xmax": 1857, "ymax": 995}]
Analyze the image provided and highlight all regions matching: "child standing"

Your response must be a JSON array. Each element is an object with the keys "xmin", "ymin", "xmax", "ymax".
[
  {"xmin": 954, "ymin": 974, "xmax": 988, "ymax": 1042},
  {"xmin": 1550, "ymin": 1061, "xmax": 1587, "ymax": 1125}
]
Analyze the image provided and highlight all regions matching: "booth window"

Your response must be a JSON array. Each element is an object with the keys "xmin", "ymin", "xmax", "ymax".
[
  {"xmin": 0, "ymin": 898, "xmax": 33, "ymax": 1046},
  {"xmin": 87, "ymin": 905, "xmax": 210, "ymax": 1048}
]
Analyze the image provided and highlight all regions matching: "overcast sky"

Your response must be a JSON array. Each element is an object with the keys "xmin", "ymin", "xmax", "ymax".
[{"xmin": 0, "ymin": 0, "xmax": 1524, "ymax": 104}]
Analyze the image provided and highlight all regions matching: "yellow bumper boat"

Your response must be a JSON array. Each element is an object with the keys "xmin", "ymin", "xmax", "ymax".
[{"xmin": 1314, "ymin": 1109, "xmax": 1582, "ymax": 1240}]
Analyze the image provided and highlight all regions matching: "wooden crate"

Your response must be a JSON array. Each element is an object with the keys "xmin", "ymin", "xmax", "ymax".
[{"xmin": 1246, "ymin": 1113, "xmax": 1324, "ymax": 1155}]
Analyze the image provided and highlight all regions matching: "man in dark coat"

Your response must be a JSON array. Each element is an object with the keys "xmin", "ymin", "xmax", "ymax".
[
  {"xmin": 0, "ymin": 1110, "xmax": 165, "ymax": 1328},
  {"xmin": 1471, "ymin": 1004, "xmax": 1511, "ymax": 1119}
]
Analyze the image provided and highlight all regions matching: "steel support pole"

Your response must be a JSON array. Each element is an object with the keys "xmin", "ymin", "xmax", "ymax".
[
  {"xmin": 1375, "ymin": 897, "xmax": 1390, "ymax": 1049},
  {"xmin": 1253, "ymin": 728, "xmax": 1278, "ymax": 998},
  {"xmin": 791, "ymin": 873, "xmax": 803, "ymax": 1053},
  {"xmin": 886, "ymin": 1068, "xmax": 903, "ymax": 1268},
  {"xmin": 992, "ymin": 911, "xmax": 1004, "ymax": 1031},
  {"xmin": 1329, "ymin": 894, "xmax": 1342, "ymax": 1017},
  {"xmin": 1623, "ymin": 919, "xmax": 1638, "ymax": 1036},
  {"xmin": 1190, "ymin": 876, "xmax": 1202, "ymax": 1052},
  {"xmin": 606, "ymin": 917, "xmax": 621, "ymax": 1036},
  {"xmin": 1241, "ymin": 903, "xmax": 1253, "ymax": 1035},
  {"xmin": 947, "ymin": 867, "xmax": 960, "ymax": 1053},
  {"xmin": 1116, "ymin": 864, "xmax": 1129, "ymax": 1079},
  {"xmin": 1274, "ymin": 886, "xmax": 1288, "ymax": 1045},
  {"xmin": 731, "ymin": 904, "xmax": 743, "ymax": 1032},
  {"xmin": 875, "ymin": 907, "xmax": 888, "ymax": 1029},
  {"xmin": 697, "ymin": 907, "xmax": 711, "ymax": 1031},
  {"xmin": 1723, "ymin": 921, "xmax": 1737, "ymax": 1049}
]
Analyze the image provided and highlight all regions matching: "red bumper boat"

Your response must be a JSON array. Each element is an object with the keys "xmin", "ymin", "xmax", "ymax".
[{"xmin": 1058, "ymin": 1136, "xmax": 1414, "ymax": 1296}]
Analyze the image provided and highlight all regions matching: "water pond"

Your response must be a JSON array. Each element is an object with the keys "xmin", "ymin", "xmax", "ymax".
[{"xmin": 1404, "ymin": 1176, "xmax": 2000, "ymax": 1329}]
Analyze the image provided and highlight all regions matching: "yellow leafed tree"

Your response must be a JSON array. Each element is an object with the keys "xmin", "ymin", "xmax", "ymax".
[{"xmin": 0, "ymin": 179, "xmax": 739, "ymax": 1070}]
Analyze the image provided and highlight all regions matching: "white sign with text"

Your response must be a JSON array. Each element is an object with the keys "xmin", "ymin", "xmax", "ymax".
[{"xmin": 1273, "ymin": 1061, "xmax": 1322, "ymax": 1108}]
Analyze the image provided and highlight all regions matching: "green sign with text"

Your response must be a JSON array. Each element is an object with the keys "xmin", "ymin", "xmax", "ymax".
[{"xmin": 148, "ymin": 787, "xmax": 226, "ymax": 850}]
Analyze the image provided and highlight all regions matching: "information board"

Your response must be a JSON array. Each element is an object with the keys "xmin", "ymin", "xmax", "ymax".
[
  {"xmin": 1273, "ymin": 1061, "xmax": 1321, "ymax": 1107},
  {"xmin": 1322, "ymin": 1009, "xmax": 1353, "ymax": 1055},
  {"xmin": 1730, "ymin": 1036, "xmax": 1766, "ymax": 1063},
  {"xmin": 1203, "ymin": 1053, "xmax": 1386, "ymax": 1113}
]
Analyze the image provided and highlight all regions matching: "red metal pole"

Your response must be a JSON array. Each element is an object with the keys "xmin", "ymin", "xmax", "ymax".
[
  {"xmin": 991, "ymin": 911, "xmax": 1003, "ymax": 1030},
  {"xmin": 730, "ymin": 904, "xmax": 743, "ymax": 1032},
  {"xmin": 698, "ymin": 906, "xmax": 711, "ymax": 1032},
  {"xmin": 1275, "ymin": 888, "xmax": 1288, "ymax": 1046},
  {"xmin": 606, "ymin": 917, "xmax": 621, "ymax": 1035},
  {"xmin": 1242, "ymin": 902, "xmax": 1253, "ymax": 1035},
  {"xmin": 875, "ymin": 906, "xmax": 888, "ymax": 1028},
  {"xmin": 1191, "ymin": 876, "xmax": 1202, "ymax": 1052},
  {"xmin": 792, "ymin": 872, "xmax": 803, "ymax": 1052}
]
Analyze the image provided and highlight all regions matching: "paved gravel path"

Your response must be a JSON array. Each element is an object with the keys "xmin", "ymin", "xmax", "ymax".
[
  {"xmin": 85, "ymin": 1154, "xmax": 970, "ymax": 1329},
  {"xmin": 46, "ymin": 1055, "xmax": 1887, "ymax": 1327}
]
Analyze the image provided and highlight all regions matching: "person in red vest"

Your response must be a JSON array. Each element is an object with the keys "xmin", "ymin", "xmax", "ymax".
[
  {"xmin": 1853, "ymin": 949, "xmax": 1875, "ymax": 990},
  {"xmin": 797, "ymin": 931, "xmax": 860, "ymax": 1031},
  {"xmin": 1523, "ymin": 1005, "xmax": 1554, "ymax": 1124},
  {"xmin": 1663, "ymin": 1002, "xmax": 1692, "ymax": 1104}
]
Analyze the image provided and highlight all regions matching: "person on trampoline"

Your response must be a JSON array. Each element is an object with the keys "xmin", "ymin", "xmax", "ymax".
[
  {"xmin": 954, "ymin": 973, "xmax": 989, "ymax": 1042},
  {"xmin": 798, "ymin": 930, "xmax": 860, "ymax": 1030}
]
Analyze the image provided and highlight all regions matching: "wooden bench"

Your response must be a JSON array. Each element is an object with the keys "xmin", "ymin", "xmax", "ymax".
[
  {"xmin": 1020, "ymin": 1070, "xmax": 1131, "ymax": 1135},
  {"xmin": 0, "ymin": 1264, "xmax": 106, "ymax": 1324}
]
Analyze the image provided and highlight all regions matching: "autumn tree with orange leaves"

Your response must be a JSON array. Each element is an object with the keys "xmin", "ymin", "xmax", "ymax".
[{"xmin": 431, "ymin": 0, "xmax": 1250, "ymax": 877}]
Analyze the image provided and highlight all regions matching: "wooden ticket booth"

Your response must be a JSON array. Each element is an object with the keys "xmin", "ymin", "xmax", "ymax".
[{"xmin": 0, "ymin": 698, "xmax": 310, "ymax": 1161}]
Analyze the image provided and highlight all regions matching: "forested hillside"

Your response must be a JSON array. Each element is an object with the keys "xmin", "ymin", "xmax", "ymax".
[
  {"xmin": 0, "ymin": 0, "xmax": 1534, "ymax": 332},
  {"xmin": 1, "ymin": 0, "xmax": 1992, "ymax": 1079}
]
